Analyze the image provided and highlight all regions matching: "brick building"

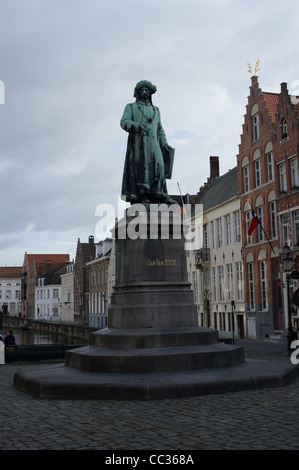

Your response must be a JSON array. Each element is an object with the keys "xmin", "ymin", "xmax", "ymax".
[
  {"xmin": 86, "ymin": 238, "xmax": 113, "ymax": 328},
  {"xmin": 74, "ymin": 236, "xmax": 96, "ymax": 323},
  {"xmin": 21, "ymin": 253, "xmax": 70, "ymax": 318},
  {"xmin": 237, "ymin": 76, "xmax": 299, "ymax": 340}
]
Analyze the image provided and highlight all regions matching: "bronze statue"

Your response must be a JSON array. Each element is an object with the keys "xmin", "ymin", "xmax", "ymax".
[{"xmin": 120, "ymin": 80, "xmax": 175, "ymax": 204}]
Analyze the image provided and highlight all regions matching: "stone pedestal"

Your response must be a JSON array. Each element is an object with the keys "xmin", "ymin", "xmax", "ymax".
[
  {"xmin": 65, "ymin": 205, "xmax": 244, "ymax": 375},
  {"xmin": 14, "ymin": 204, "xmax": 247, "ymax": 400},
  {"xmin": 108, "ymin": 204, "xmax": 198, "ymax": 329}
]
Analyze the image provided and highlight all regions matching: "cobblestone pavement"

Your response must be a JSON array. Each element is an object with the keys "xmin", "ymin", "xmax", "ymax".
[{"xmin": 1, "ymin": 339, "xmax": 299, "ymax": 451}]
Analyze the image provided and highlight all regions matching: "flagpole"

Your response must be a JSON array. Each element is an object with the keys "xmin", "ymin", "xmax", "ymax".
[{"xmin": 248, "ymin": 201, "xmax": 275, "ymax": 254}]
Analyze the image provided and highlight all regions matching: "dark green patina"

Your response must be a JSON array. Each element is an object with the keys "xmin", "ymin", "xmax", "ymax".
[{"xmin": 121, "ymin": 80, "xmax": 175, "ymax": 204}]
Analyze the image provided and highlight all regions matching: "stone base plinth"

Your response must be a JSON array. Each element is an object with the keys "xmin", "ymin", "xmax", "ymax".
[
  {"xmin": 64, "ymin": 327, "xmax": 244, "ymax": 373},
  {"xmin": 14, "ymin": 204, "xmax": 250, "ymax": 400}
]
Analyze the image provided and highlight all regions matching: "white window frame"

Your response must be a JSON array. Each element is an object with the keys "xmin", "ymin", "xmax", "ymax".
[
  {"xmin": 253, "ymin": 113, "xmax": 259, "ymax": 142},
  {"xmin": 279, "ymin": 162, "xmax": 287, "ymax": 192},
  {"xmin": 290, "ymin": 157, "xmax": 299, "ymax": 188},
  {"xmin": 243, "ymin": 165, "xmax": 250, "ymax": 192},
  {"xmin": 234, "ymin": 210, "xmax": 241, "ymax": 243},
  {"xmin": 255, "ymin": 159, "xmax": 261, "ymax": 187},
  {"xmin": 267, "ymin": 152, "xmax": 274, "ymax": 181},
  {"xmin": 270, "ymin": 201, "xmax": 278, "ymax": 239},
  {"xmin": 260, "ymin": 260, "xmax": 267, "ymax": 310},
  {"xmin": 248, "ymin": 263, "xmax": 255, "ymax": 311}
]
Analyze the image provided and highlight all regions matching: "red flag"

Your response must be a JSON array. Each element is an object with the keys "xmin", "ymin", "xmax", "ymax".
[{"xmin": 248, "ymin": 208, "xmax": 260, "ymax": 236}]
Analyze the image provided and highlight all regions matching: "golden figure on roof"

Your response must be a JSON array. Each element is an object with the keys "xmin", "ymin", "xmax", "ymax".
[{"xmin": 247, "ymin": 59, "xmax": 260, "ymax": 76}]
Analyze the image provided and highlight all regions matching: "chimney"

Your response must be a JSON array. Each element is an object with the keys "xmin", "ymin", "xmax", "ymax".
[
  {"xmin": 210, "ymin": 156, "xmax": 219, "ymax": 180},
  {"xmin": 89, "ymin": 235, "xmax": 94, "ymax": 244}
]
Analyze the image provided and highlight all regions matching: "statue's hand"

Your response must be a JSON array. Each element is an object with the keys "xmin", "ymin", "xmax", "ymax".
[{"xmin": 139, "ymin": 123, "xmax": 150, "ymax": 136}]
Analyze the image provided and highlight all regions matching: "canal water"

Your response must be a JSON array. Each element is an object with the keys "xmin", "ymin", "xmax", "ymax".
[{"xmin": 1, "ymin": 329, "xmax": 63, "ymax": 345}]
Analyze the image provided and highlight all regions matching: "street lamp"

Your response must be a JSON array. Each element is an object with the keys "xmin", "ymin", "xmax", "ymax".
[{"xmin": 283, "ymin": 252, "xmax": 296, "ymax": 355}]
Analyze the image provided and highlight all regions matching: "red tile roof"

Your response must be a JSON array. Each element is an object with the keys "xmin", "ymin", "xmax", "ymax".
[
  {"xmin": 24, "ymin": 254, "xmax": 70, "ymax": 268},
  {"xmin": 0, "ymin": 266, "xmax": 23, "ymax": 279},
  {"xmin": 263, "ymin": 92, "xmax": 279, "ymax": 121}
]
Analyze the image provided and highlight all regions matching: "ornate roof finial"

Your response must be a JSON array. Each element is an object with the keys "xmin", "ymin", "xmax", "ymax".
[{"xmin": 247, "ymin": 59, "xmax": 260, "ymax": 76}]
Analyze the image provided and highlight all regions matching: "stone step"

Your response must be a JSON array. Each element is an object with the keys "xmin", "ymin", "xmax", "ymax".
[
  {"xmin": 90, "ymin": 327, "xmax": 219, "ymax": 349},
  {"xmin": 65, "ymin": 342, "xmax": 244, "ymax": 373}
]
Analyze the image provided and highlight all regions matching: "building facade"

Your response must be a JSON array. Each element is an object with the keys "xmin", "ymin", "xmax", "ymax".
[
  {"xmin": 60, "ymin": 262, "xmax": 75, "ymax": 323},
  {"xmin": 237, "ymin": 76, "xmax": 299, "ymax": 340},
  {"xmin": 74, "ymin": 236, "xmax": 96, "ymax": 324},
  {"xmin": 21, "ymin": 253, "xmax": 70, "ymax": 318},
  {"xmin": 187, "ymin": 158, "xmax": 245, "ymax": 340},
  {"xmin": 35, "ymin": 264, "xmax": 69, "ymax": 321},
  {"xmin": 0, "ymin": 267, "xmax": 22, "ymax": 316},
  {"xmin": 86, "ymin": 238, "xmax": 113, "ymax": 328}
]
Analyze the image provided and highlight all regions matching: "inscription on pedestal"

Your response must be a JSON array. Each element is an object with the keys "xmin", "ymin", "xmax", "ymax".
[{"xmin": 147, "ymin": 258, "xmax": 177, "ymax": 267}]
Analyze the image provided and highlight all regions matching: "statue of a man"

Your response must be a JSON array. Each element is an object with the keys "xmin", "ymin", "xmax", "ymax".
[{"xmin": 120, "ymin": 80, "xmax": 175, "ymax": 204}]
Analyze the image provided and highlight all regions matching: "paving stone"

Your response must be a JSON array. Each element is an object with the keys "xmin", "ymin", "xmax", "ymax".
[{"xmin": 1, "ymin": 340, "xmax": 299, "ymax": 450}]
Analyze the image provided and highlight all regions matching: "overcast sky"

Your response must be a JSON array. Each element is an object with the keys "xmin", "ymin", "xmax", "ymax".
[{"xmin": 1, "ymin": 0, "xmax": 299, "ymax": 267}]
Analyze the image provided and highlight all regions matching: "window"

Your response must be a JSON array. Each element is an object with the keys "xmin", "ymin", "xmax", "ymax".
[
  {"xmin": 255, "ymin": 159, "xmax": 261, "ymax": 186},
  {"xmin": 281, "ymin": 214, "xmax": 290, "ymax": 247},
  {"xmin": 226, "ymin": 264, "xmax": 233, "ymax": 301},
  {"xmin": 270, "ymin": 201, "xmax": 278, "ymax": 239},
  {"xmin": 246, "ymin": 211, "xmax": 252, "ymax": 244},
  {"xmin": 216, "ymin": 218, "xmax": 223, "ymax": 248},
  {"xmin": 257, "ymin": 206, "xmax": 264, "ymax": 242},
  {"xmin": 234, "ymin": 210, "xmax": 241, "ymax": 243},
  {"xmin": 290, "ymin": 157, "xmax": 299, "ymax": 188},
  {"xmin": 253, "ymin": 113, "xmax": 259, "ymax": 142},
  {"xmin": 293, "ymin": 211, "xmax": 299, "ymax": 246},
  {"xmin": 203, "ymin": 224, "xmax": 208, "ymax": 248},
  {"xmin": 248, "ymin": 263, "xmax": 255, "ymax": 310},
  {"xmin": 218, "ymin": 266, "xmax": 224, "ymax": 301},
  {"xmin": 279, "ymin": 162, "xmax": 287, "ymax": 192},
  {"xmin": 192, "ymin": 271, "xmax": 198, "ymax": 303},
  {"xmin": 225, "ymin": 215, "xmax": 231, "ymax": 245},
  {"xmin": 260, "ymin": 261, "xmax": 267, "ymax": 309},
  {"xmin": 212, "ymin": 267, "xmax": 216, "ymax": 301},
  {"xmin": 53, "ymin": 289, "xmax": 59, "ymax": 299},
  {"xmin": 267, "ymin": 152, "xmax": 274, "ymax": 181},
  {"xmin": 281, "ymin": 118, "xmax": 288, "ymax": 140},
  {"xmin": 235, "ymin": 261, "xmax": 243, "ymax": 301},
  {"xmin": 243, "ymin": 165, "xmax": 250, "ymax": 192},
  {"xmin": 211, "ymin": 221, "xmax": 215, "ymax": 249},
  {"xmin": 5, "ymin": 290, "xmax": 11, "ymax": 299}
]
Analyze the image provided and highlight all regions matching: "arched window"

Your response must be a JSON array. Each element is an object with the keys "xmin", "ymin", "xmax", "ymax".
[
  {"xmin": 281, "ymin": 118, "xmax": 288, "ymax": 140},
  {"xmin": 251, "ymin": 104, "xmax": 259, "ymax": 142}
]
